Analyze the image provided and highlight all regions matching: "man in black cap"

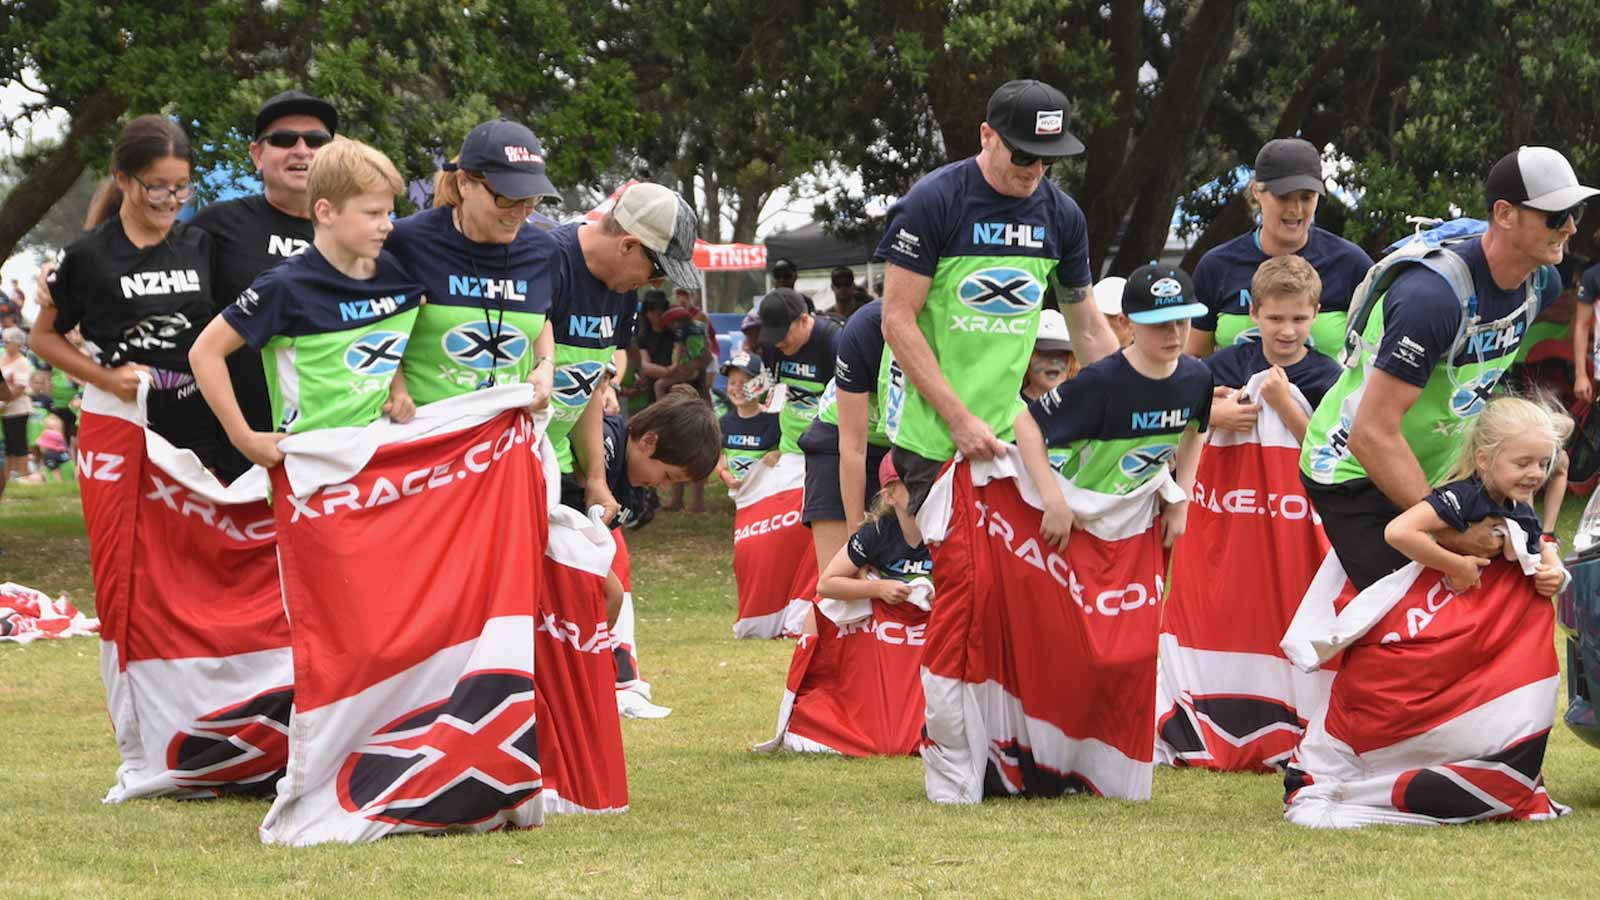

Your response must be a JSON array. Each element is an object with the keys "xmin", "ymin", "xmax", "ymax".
[
  {"xmin": 1300, "ymin": 145, "xmax": 1596, "ymax": 589},
  {"xmin": 877, "ymin": 78, "xmax": 1118, "ymax": 512},
  {"xmin": 187, "ymin": 89, "xmax": 339, "ymax": 481},
  {"xmin": 757, "ymin": 286, "xmax": 840, "ymax": 456},
  {"xmin": 771, "ymin": 257, "xmax": 798, "ymax": 290}
]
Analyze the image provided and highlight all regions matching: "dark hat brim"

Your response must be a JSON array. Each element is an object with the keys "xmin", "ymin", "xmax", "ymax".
[
  {"xmin": 998, "ymin": 128, "xmax": 1086, "ymax": 158},
  {"xmin": 481, "ymin": 167, "xmax": 560, "ymax": 202},
  {"xmin": 1261, "ymin": 174, "xmax": 1326, "ymax": 196},
  {"xmin": 255, "ymin": 94, "xmax": 338, "ymax": 137}
]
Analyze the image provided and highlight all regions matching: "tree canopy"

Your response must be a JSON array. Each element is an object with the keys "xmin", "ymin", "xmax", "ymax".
[{"xmin": 3, "ymin": 0, "xmax": 1597, "ymax": 280}]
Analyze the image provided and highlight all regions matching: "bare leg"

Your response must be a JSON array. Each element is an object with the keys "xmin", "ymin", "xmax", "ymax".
[{"xmin": 809, "ymin": 519, "xmax": 848, "ymax": 587}]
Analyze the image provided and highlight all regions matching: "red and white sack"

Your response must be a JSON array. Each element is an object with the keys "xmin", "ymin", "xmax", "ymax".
[
  {"xmin": 917, "ymin": 447, "xmax": 1181, "ymax": 804},
  {"xmin": 756, "ymin": 582, "xmax": 933, "ymax": 757},
  {"xmin": 79, "ymin": 381, "xmax": 290, "ymax": 803},
  {"xmin": 258, "ymin": 387, "xmax": 552, "ymax": 846},
  {"xmin": 538, "ymin": 506, "xmax": 629, "ymax": 814},
  {"xmin": 0, "ymin": 583, "xmax": 97, "ymax": 643},
  {"xmin": 1280, "ymin": 522, "xmax": 1567, "ymax": 827},
  {"xmin": 1157, "ymin": 371, "xmax": 1334, "ymax": 772},
  {"xmin": 730, "ymin": 453, "xmax": 818, "ymax": 639}
]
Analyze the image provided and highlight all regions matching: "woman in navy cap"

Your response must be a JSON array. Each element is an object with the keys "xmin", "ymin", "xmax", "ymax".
[{"xmin": 389, "ymin": 119, "xmax": 559, "ymax": 411}]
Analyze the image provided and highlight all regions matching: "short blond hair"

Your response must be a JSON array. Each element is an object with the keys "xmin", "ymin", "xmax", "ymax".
[
  {"xmin": 306, "ymin": 136, "xmax": 403, "ymax": 215},
  {"xmin": 1250, "ymin": 255, "xmax": 1321, "ymax": 310}
]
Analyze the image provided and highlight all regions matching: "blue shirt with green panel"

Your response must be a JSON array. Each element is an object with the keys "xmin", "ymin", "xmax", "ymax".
[
  {"xmin": 874, "ymin": 158, "xmax": 1091, "ymax": 462},
  {"xmin": 388, "ymin": 206, "xmax": 552, "ymax": 405},
  {"xmin": 222, "ymin": 246, "xmax": 423, "ymax": 434}
]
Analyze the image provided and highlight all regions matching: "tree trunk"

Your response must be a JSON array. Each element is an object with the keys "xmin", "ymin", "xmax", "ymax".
[
  {"xmin": 0, "ymin": 87, "xmax": 129, "ymax": 262},
  {"xmin": 1090, "ymin": 0, "xmax": 1247, "ymax": 273}
]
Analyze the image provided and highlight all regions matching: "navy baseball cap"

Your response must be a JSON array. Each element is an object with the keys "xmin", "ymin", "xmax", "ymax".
[
  {"xmin": 720, "ymin": 350, "xmax": 765, "ymax": 379},
  {"xmin": 1121, "ymin": 263, "xmax": 1205, "ymax": 325},
  {"xmin": 255, "ymin": 90, "xmax": 338, "ymax": 137},
  {"xmin": 448, "ymin": 119, "xmax": 558, "ymax": 201}
]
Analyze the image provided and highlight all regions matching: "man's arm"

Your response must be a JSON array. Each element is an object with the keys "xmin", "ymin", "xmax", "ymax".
[
  {"xmin": 1346, "ymin": 369, "xmax": 1431, "ymax": 509},
  {"xmin": 1058, "ymin": 283, "xmax": 1117, "ymax": 366},
  {"xmin": 573, "ymin": 393, "xmax": 617, "ymax": 522},
  {"xmin": 1574, "ymin": 300, "xmax": 1594, "ymax": 403},
  {"xmin": 881, "ymin": 262, "xmax": 1004, "ymax": 460},
  {"xmin": 1185, "ymin": 328, "xmax": 1215, "ymax": 358},
  {"xmin": 835, "ymin": 389, "xmax": 872, "ymax": 531}
]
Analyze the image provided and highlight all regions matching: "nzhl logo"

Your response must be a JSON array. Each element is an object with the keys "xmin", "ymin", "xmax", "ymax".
[
  {"xmin": 971, "ymin": 223, "xmax": 1045, "ymax": 249},
  {"xmin": 120, "ymin": 269, "xmax": 200, "ymax": 298}
]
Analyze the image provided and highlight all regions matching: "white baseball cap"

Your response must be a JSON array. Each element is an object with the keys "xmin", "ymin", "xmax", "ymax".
[
  {"xmin": 1092, "ymin": 277, "xmax": 1126, "ymax": 316},
  {"xmin": 1485, "ymin": 146, "xmax": 1599, "ymax": 213},
  {"xmin": 1034, "ymin": 308, "xmax": 1072, "ymax": 352}
]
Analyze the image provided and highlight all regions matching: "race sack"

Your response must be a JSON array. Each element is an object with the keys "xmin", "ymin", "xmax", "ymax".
[
  {"xmin": 1280, "ymin": 523, "xmax": 1567, "ymax": 828},
  {"xmin": 0, "ymin": 583, "xmax": 97, "ymax": 643},
  {"xmin": 79, "ymin": 382, "xmax": 291, "ymax": 803},
  {"xmin": 258, "ymin": 387, "xmax": 551, "ymax": 846},
  {"xmin": 917, "ymin": 447, "xmax": 1181, "ymax": 804},
  {"xmin": 755, "ymin": 582, "xmax": 933, "ymax": 757},
  {"xmin": 539, "ymin": 507, "xmax": 629, "ymax": 813},
  {"xmin": 1157, "ymin": 370, "xmax": 1334, "ymax": 772},
  {"xmin": 730, "ymin": 453, "xmax": 818, "ymax": 639}
]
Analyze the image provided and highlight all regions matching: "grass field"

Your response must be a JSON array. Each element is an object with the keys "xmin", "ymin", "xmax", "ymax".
[{"xmin": 3, "ymin": 479, "xmax": 1599, "ymax": 898}]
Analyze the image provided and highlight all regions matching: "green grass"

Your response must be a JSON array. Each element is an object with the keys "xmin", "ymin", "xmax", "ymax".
[{"xmin": 4, "ymin": 481, "xmax": 1600, "ymax": 898}]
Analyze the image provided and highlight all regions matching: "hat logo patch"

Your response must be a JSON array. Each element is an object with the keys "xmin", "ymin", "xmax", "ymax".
[
  {"xmin": 503, "ymin": 146, "xmax": 542, "ymax": 164},
  {"xmin": 1035, "ymin": 110, "xmax": 1063, "ymax": 136},
  {"xmin": 1150, "ymin": 277, "xmax": 1185, "ymax": 304}
]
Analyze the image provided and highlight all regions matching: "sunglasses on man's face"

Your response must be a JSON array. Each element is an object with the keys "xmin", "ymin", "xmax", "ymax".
[
  {"xmin": 643, "ymin": 246, "xmax": 668, "ymax": 280},
  {"xmin": 1522, "ymin": 202, "xmax": 1586, "ymax": 231},
  {"xmin": 999, "ymin": 135, "xmax": 1062, "ymax": 169},
  {"xmin": 260, "ymin": 130, "xmax": 333, "ymax": 150}
]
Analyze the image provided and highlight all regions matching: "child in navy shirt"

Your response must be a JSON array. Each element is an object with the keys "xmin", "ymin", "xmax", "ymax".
[
  {"xmin": 1385, "ymin": 396, "xmax": 1569, "ymax": 596},
  {"xmin": 817, "ymin": 454, "xmax": 933, "ymax": 605},
  {"xmin": 1205, "ymin": 255, "xmax": 1341, "ymax": 443},
  {"xmin": 716, "ymin": 351, "xmax": 782, "ymax": 489}
]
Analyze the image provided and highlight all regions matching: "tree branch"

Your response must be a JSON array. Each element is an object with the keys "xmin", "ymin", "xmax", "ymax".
[{"xmin": 0, "ymin": 85, "xmax": 129, "ymax": 262}]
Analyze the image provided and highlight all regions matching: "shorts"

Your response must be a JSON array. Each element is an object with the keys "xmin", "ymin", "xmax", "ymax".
[
  {"xmin": 1301, "ymin": 473, "xmax": 1410, "ymax": 590},
  {"xmin": 892, "ymin": 446, "xmax": 947, "ymax": 516},
  {"xmin": 51, "ymin": 407, "xmax": 76, "ymax": 442},
  {"xmin": 144, "ymin": 373, "xmax": 226, "ymax": 474},
  {"xmin": 801, "ymin": 441, "xmax": 889, "ymax": 524},
  {"xmin": 41, "ymin": 449, "xmax": 71, "ymax": 470},
  {"xmin": 1, "ymin": 414, "xmax": 26, "ymax": 459}
]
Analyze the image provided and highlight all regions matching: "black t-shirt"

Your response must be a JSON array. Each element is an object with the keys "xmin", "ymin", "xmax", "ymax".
[
  {"xmin": 846, "ymin": 514, "xmax": 933, "ymax": 581},
  {"xmin": 188, "ymin": 195, "xmax": 314, "ymax": 432},
  {"xmin": 1374, "ymin": 238, "xmax": 1561, "ymax": 388},
  {"xmin": 52, "ymin": 217, "xmax": 215, "ymax": 371},
  {"xmin": 635, "ymin": 321, "xmax": 675, "ymax": 368},
  {"xmin": 1426, "ymin": 475, "xmax": 1543, "ymax": 556},
  {"xmin": 1203, "ymin": 338, "xmax": 1342, "ymax": 410}
]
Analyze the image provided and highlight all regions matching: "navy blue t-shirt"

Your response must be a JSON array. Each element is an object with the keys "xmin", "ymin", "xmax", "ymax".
[
  {"xmin": 720, "ymin": 408, "xmax": 782, "ymax": 453},
  {"xmin": 1203, "ymin": 338, "xmax": 1342, "ymax": 410},
  {"xmin": 1373, "ymin": 238, "xmax": 1562, "ymax": 388},
  {"xmin": 1581, "ymin": 261, "xmax": 1600, "ymax": 306},
  {"xmin": 1425, "ymin": 475, "xmax": 1543, "ymax": 555},
  {"xmin": 833, "ymin": 299, "xmax": 885, "ymax": 395},
  {"xmin": 846, "ymin": 514, "xmax": 933, "ymax": 582},
  {"xmin": 1028, "ymin": 351, "xmax": 1213, "ymax": 492},
  {"xmin": 222, "ymin": 246, "xmax": 420, "ymax": 346},
  {"xmin": 545, "ymin": 222, "xmax": 636, "ymax": 351},
  {"xmin": 599, "ymin": 413, "xmax": 650, "ymax": 527},
  {"xmin": 873, "ymin": 157, "xmax": 1092, "ymax": 289},
  {"xmin": 385, "ymin": 206, "xmax": 552, "ymax": 317},
  {"xmin": 1191, "ymin": 226, "xmax": 1372, "ymax": 332}
]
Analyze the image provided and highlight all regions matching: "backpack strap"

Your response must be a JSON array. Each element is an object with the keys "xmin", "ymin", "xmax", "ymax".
[{"xmin": 1341, "ymin": 247, "xmax": 1476, "ymax": 367}]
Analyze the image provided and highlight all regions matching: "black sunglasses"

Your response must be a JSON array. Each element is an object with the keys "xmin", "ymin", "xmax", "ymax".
[
  {"xmin": 260, "ymin": 129, "xmax": 333, "ymax": 150},
  {"xmin": 999, "ymin": 135, "xmax": 1062, "ymax": 169},
  {"xmin": 465, "ymin": 174, "xmax": 539, "ymax": 210},
  {"xmin": 1521, "ymin": 202, "xmax": 1586, "ymax": 230},
  {"xmin": 642, "ymin": 246, "xmax": 667, "ymax": 280}
]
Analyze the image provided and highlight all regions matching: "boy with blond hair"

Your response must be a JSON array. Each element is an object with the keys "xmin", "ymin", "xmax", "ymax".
[
  {"xmin": 1205, "ymin": 255, "xmax": 1341, "ymax": 442},
  {"xmin": 190, "ymin": 137, "xmax": 425, "ymax": 469}
]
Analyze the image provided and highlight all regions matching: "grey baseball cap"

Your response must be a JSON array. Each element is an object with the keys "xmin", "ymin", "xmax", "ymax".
[
  {"xmin": 1255, "ymin": 138, "xmax": 1324, "ymax": 196},
  {"xmin": 613, "ymin": 182, "xmax": 702, "ymax": 291}
]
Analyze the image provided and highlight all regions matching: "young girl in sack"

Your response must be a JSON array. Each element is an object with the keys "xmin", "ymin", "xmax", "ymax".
[{"xmin": 1385, "ymin": 395, "xmax": 1570, "ymax": 596}]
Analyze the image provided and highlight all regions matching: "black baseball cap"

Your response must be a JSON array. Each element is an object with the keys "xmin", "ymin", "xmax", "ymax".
[
  {"xmin": 1255, "ymin": 138, "xmax": 1324, "ymax": 196},
  {"xmin": 985, "ymin": 79, "xmax": 1084, "ymax": 157},
  {"xmin": 1485, "ymin": 146, "xmax": 1600, "ymax": 213},
  {"xmin": 771, "ymin": 257, "xmax": 797, "ymax": 276},
  {"xmin": 757, "ymin": 287, "xmax": 809, "ymax": 346},
  {"xmin": 1121, "ymin": 263, "xmax": 1205, "ymax": 325},
  {"xmin": 254, "ymin": 90, "xmax": 338, "ymax": 138},
  {"xmin": 830, "ymin": 266, "xmax": 855, "ymax": 287},
  {"xmin": 641, "ymin": 289, "xmax": 670, "ymax": 311},
  {"xmin": 720, "ymin": 350, "xmax": 765, "ymax": 379},
  {"xmin": 447, "ymin": 119, "xmax": 558, "ymax": 201}
]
